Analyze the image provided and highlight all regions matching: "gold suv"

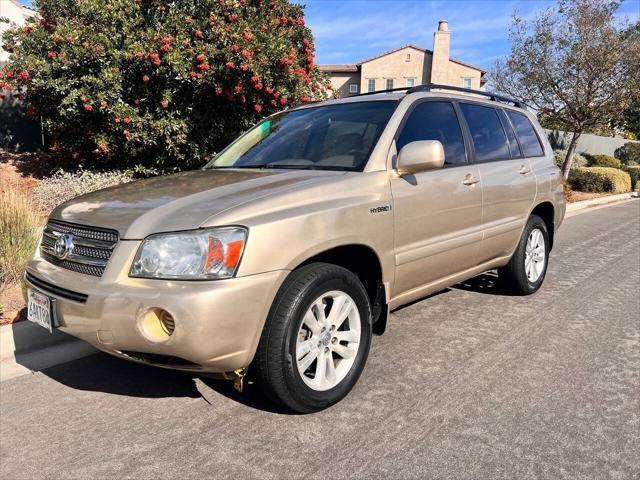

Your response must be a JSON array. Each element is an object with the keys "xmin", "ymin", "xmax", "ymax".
[{"xmin": 25, "ymin": 84, "xmax": 565, "ymax": 412}]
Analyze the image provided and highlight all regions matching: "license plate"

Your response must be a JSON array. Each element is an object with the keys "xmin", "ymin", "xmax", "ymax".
[{"xmin": 27, "ymin": 289, "xmax": 57, "ymax": 333}]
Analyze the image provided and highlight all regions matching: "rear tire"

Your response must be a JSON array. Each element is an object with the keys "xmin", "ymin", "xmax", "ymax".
[
  {"xmin": 499, "ymin": 214, "xmax": 549, "ymax": 295},
  {"xmin": 253, "ymin": 263, "xmax": 372, "ymax": 413}
]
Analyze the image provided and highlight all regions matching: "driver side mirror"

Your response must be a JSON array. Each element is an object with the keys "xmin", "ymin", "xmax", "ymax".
[{"xmin": 396, "ymin": 140, "xmax": 445, "ymax": 176}]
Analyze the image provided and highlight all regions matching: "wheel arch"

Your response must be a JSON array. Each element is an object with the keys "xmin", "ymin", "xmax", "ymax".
[
  {"xmin": 530, "ymin": 201, "xmax": 555, "ymax": 250},
  {"xmin": 293, "ymin": 244, "xmax": 388, "ymax": 334}
]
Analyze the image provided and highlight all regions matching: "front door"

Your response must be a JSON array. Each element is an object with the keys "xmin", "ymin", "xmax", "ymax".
[{"xmin": 391, "ymin": 101, "xmax": 483, "ymax": 298}]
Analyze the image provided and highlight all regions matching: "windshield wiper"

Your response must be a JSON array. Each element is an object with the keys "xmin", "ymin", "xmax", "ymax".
[{"xmin": 210, "ymin": 164, "xmax": 352, "ymax": 171}]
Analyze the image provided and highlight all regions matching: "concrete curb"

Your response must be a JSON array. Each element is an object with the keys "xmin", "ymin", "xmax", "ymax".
[
  {"xmin": 0, "ymin": 321, "xmax": 96, "ymax": 382},
  {"xmin": 566, "ymin": 192, "xmax": 636, "ymax": 213}
]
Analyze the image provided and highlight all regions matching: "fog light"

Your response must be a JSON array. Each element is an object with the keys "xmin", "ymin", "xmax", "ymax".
[{"xmin": 139, "ymin": 308, "xmax": 175, "ymax": 342}]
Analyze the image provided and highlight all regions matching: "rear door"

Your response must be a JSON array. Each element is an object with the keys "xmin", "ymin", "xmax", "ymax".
[
  {"xmin": 458, "ymin": 103, "xmax": 538, "ymax": 263},
  {"xmin": 390, "ymin": 100, "xmax": 483, "ymax": 297}
]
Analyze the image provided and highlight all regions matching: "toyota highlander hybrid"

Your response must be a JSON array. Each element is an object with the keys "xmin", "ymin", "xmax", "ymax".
[{"xmin": 25, "ymin": 84, "xmax": 565, "ymax": 412}]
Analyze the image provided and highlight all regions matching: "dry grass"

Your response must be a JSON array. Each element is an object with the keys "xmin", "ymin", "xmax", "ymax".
[{"xmin": 0, "ymin": 188, "xmax": 40, "ymax": 292}]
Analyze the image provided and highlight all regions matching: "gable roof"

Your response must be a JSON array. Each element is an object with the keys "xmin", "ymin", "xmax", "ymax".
[{"xmin": 320, "ymin": 43, "xmax": 487, "ymax": 74}]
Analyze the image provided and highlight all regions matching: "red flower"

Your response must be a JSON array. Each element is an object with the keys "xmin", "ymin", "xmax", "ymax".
[
  {"xmin": 23, "ymin": 26, "xmax": 32, "ymax": 34},
  {"xmin": 160, "ymin": 44, "xmax": 170, "ymax": 53},
  {"xmin": 240, "ymin": 64, "xmax": 249, "ymax": 72},
  {"xmin": 297, "ymin": 18, "xmax": 305, "ymax": 25},
  {"xmin": 142, "ymin": 75, "xmax": 150, "ymax": 82},
  {"xmin": 197, "ymin": 63, "xmax": 209, "ymax": 71},
  {"xmin": 250, "ymin": 75, "xmax": 260, "ymax": 83},
  {"xmin": 123, "ymin": 117, "xmax": 131, "ymax": 124},
  {"xmin": 114, "ymin": 117, "xmax": 121, "ymax": 123},
  {"xmin": 195, "ymin": 30, "xmax": 203, "ymax": 39},
  {"xmin": 243, "ymin": 31, "xmax": 254, "ymax": 42},
  {"xmin": 273, "ymin": 18, "xmax": 280, "ymax": 26},
  {"xmin": 254, "ymin": 104, "xmax": 262, "ymax": 113},
  {"xmin": 225, "ymin": 61, "xmax": 235, "ymax": 69},
  {"xmin": 273, "ymin": 92, "xmax": 280, "ymax": 99},
  {"xmin": 189, "ymin": 71, "xmax": 198, "ymax": 78},
  {"xmin": 162, "ymin": 37, "xmax": 172, "ymax": 45},
  {"xmin": 82, "ymin": 41, "xmax": 90, "ymax": 49},
  {"xmin": 123, "ymin": 130, "xmax": 131, "ymax": 138},
  {"xmin": 239, "ymin": 95, "xmax": 246, "ymax": 104},
  {"xmin": 196, "ymin": 54, "xmax": 206, "ymax": 63},
  {"xmin": 183, "ymin": 40, "xmax": 190, "ymax": 48},
  {"xmin": 230, "ymin": 44, "xmax": 240, "ymax": 53},
  {"xmin": 17, "ymin": 71, "xmax": 29, "ymax": 81},
  {"xmin": 303, "ymin": 39, "xmax": 310, "ymax": 47},
  {"xmin": 161, "ymin": 99, "xmax": 169, "ymax": 108},
  {"xmin": 48, "ymin": 51, "xmax": 57, "ymax": 58},
  {"xmin": 301, "ymin": 96, "xmax": 310, "ymax": 103},
  {"xmin": 280, "ymin": 97, "xmax": 287, "ymax": 105},
  {"xmin": 281, "ymin": 16, "xmax": 288, "ymax": 24},
  {"xmin": 84, "ymin": 104, "xmax": 93, "ymax": 111},
  {"xmin": 6, "ymin": 71, "xmax": 14, "ymax": 79},
  {"xmin": 229, "ymin": 13, "xmax": 238, "ymax": 22},
  {"xmin": 255, "ymin": 83, "xmax": 263, "ymax": 91},
  {"xmin": 242, "ymin": 49, "xmax": 254, "ymax": 59},
  {"xmin": 234, "ymin": 83, "xmax": 244, "ymax": 94},
  {"xmin": 215, "ymin": 87, "xmax": 223, "ymax": 95}
]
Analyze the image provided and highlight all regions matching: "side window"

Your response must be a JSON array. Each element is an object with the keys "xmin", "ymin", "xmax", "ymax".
[
  {"xmin": 459, "ymin": 103, "xmax": 510, "ymax": 162},
  {"xmin": 396, "ymin": 101, "xmax": 466, "ymax": 165},
  {"xmin": 506, "ymin": 111, "xmax": 544, "ymax": 157},
  {"xmin": 498, "ymin": 109, "xmax": 522, "ymax": 158}
]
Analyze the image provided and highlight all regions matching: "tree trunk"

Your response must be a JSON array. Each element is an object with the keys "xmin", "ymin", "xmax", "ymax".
[{"xmin": 561, "ymin": 131, "xmax": 582, "ymax": 179}]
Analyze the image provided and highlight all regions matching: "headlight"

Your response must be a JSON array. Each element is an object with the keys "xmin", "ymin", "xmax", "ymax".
[{"xmin": 129, "ymin": 227, "xmax": 247, "ymax": 280}]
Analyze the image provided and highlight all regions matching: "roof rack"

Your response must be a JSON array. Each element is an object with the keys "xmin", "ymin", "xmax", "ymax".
[{"xmin": 351, "ymin": 83, "xmax": 527, "ymax": 109}]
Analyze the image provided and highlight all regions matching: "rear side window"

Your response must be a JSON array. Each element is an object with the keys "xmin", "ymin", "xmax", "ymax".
[
  {"xmin": 506, "ymin": 111, "xmax": 544, "ymax": 157},
  {"xmin": 498, "ymin": 109, "xmax": 522, "ymax": 158},
  {"xmin": 459, "ymin": 103, "xmax": 510, "ymax": 162},
  {"xmin": 396, "ymin": 101, "xmax": 466, "ymax": 165}
]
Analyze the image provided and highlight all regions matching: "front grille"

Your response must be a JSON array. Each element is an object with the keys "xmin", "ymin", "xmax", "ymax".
[{"xmin": 40, "ymin": 219, "xmax": 119, "ymax": 277}]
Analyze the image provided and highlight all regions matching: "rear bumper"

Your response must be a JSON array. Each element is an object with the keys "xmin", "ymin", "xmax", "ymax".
[{"xmin": 25, "ymin": 240, "xmax": 288, "ymax": 373}]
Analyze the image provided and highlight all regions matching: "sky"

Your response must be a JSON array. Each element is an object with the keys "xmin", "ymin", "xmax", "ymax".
[{"xmin": 16, "ymin": 0, "xmax": 640, "ymax": 70}]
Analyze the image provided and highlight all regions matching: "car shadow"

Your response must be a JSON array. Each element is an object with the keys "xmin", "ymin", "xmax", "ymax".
[
  {"xmin": 38, "ymin": 352, "xmax": 293, "ymax": 414},
  {"xmin": 451, "ymin": 272, "xmax": 517, "ymax": 296}
]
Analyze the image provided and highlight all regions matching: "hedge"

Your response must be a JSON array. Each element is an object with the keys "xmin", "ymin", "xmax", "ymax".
[
  {"xmin": 568, "ymin": 167, "xmax": 631, "ymax": 193},
  {"xmin": 585, "ymin": 154, "xmax": 621, "ymax": 169},
  {"xmin": 614, "ymin": 142, "xmax": 640, "ymax": 166},
  {"xmin": 624, "ymin": 165, "xmax": 640, "ymax": 190}
]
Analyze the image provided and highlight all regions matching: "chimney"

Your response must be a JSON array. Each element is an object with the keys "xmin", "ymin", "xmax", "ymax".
[{"xmin": 430, "ymin": 20, "xmax": 450, "ymax": 85}]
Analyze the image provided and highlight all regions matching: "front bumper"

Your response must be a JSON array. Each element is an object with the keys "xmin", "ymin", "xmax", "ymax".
[{"xmin": 25, "ymin": 240, "xmax": 288, "ymax": 373}]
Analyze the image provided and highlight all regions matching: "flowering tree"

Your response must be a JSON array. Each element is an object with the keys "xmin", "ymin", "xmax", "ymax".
[{"xmin": 0, "ymin": 0, "xmax": 330, "ymax": 171}]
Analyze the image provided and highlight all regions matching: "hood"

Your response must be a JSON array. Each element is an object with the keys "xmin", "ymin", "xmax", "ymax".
[{"xmin": 51, "ymin": 169, "xmax": 344, "ymax": 239}]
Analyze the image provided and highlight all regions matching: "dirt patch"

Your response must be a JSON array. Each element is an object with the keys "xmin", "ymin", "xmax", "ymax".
[
  {"xmin": 570, "ymin": 191, "xmax": 619, "ymax": 203},
  {"xmin": 0, "ymin": 284, "xmax": 26, "ymax": 324}
]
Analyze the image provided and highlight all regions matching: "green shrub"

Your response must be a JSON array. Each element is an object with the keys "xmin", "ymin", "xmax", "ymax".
[
  {"xmin": 584, "ymin": 153, "xmax": 621, "ymax": 169},
  {"xmin": 34, "ymin": 169, "xmax": 134, "ymax": 214},
  {"xmin": 568, "ymin": 167, "xmax": 631, "ymax": 193},
  {"xmin": 554, "ymin": 149, "xmax": 587, "ymax": 169},
  {"xmin": 624, "ymin": 165, "xmax": 640, "ymax": 190},
  {"xmin": 0, "ymin": 188, "xmax": 40, "ymax": 291},
  {"xmin": 1, "ymin": 0, "xmax": 329, "ymax": 172},
  {"xmin": 614, "ymin": 142, "xmax": 640, "ymax": 165}
]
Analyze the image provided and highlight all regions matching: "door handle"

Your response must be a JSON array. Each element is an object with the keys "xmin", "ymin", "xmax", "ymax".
[
  {"xmin": 462, "ymin": 174, "xmax": 480, "ymax": 186},
  {"xmin": 519, "ymin": 165, "xmax": 531, "ymax": 175}
]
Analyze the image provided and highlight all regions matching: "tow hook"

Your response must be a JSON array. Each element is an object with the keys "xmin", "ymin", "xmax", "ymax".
[{"xmin": 223, "ymin": 368, "xmax": 248, "ymax": 393}]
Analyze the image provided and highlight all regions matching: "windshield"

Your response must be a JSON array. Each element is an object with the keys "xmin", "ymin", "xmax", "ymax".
[{"xmin": 206, "ymin": 101, "xmax": 397, "ymax": 171}]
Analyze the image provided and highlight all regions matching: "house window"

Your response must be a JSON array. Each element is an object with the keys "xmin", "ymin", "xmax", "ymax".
[
  {"xmin": 368, "ymin": 79, "xmax": 376, "ymax": 92},
  {"xmin": 349, "ymin": 83, "xmax": 359, "ymax": 94},
  {"xmin": 406, "ymin": 78, "xmax": 416, "ymax": 88},
  {"xmin": 386, "ymin": 79, "xmax": 394, "ymax": 91},
  {"xmin": 463, "ymin": 77, "xmax": 472, "ymax": 89},
  {"xmin": 406, "ymin": 53, "xmax": 411, "ymax": 62}
]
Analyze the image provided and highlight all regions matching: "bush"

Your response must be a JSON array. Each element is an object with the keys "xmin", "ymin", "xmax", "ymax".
[
  {"xmin": 584, "ymin": 153, "xmax": 621, "ymax": 169},
  {"xmin": 568, "ymin": 167, "xmax": 631, "ymax": 193},
  {"xmin": 614, "ymin": 142, "xmax": 640, "ymax": 165},
  {"xmin": 554, "ymin": 149, "xmax": 587, "ymax": 169},
  {"xmin": 34, "ymin": 169, "xmax": 133, "ymax": 213},
  {"xmin": 0, "ymin": 0, "xmax": 329, "ymax": 172},
  {"xmin": 0, "ymin": 188, "xmax": 40, "ymax": 290},
  {"xmin": 624, "ymin": 165, "xmax": 640, "ymax": 190}
]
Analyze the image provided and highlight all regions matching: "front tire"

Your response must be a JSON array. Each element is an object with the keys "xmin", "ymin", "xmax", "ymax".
[
  {"xmin": 253, "ymin": 263, "xmax": 372, "ymax": 413},
  {"xmin": 499, "ymin": 214, "xmax": 550, "ymax": 295}
]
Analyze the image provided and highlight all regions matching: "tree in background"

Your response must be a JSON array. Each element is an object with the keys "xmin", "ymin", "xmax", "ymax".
[
  {"xmin": 0, "ymin": 0, "xmax": 330, "ymax": 171},
  {"xmin": 491, "ymin": 0, "xmax": 640, "ymax": 179}
]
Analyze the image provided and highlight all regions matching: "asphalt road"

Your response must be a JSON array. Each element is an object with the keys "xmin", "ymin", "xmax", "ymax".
[{"xmin": 1, "ymin": 201, "xmax": 639, "ymax": 479}]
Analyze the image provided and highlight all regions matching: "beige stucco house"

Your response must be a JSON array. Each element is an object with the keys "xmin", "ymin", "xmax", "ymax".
[
  {"xmin": 0, "ymin": 0, "xmax": 37, "ymax": 65},
  {"xmin": 320, "ymin": 21, "xmax": 487, "ymax": 97}
]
